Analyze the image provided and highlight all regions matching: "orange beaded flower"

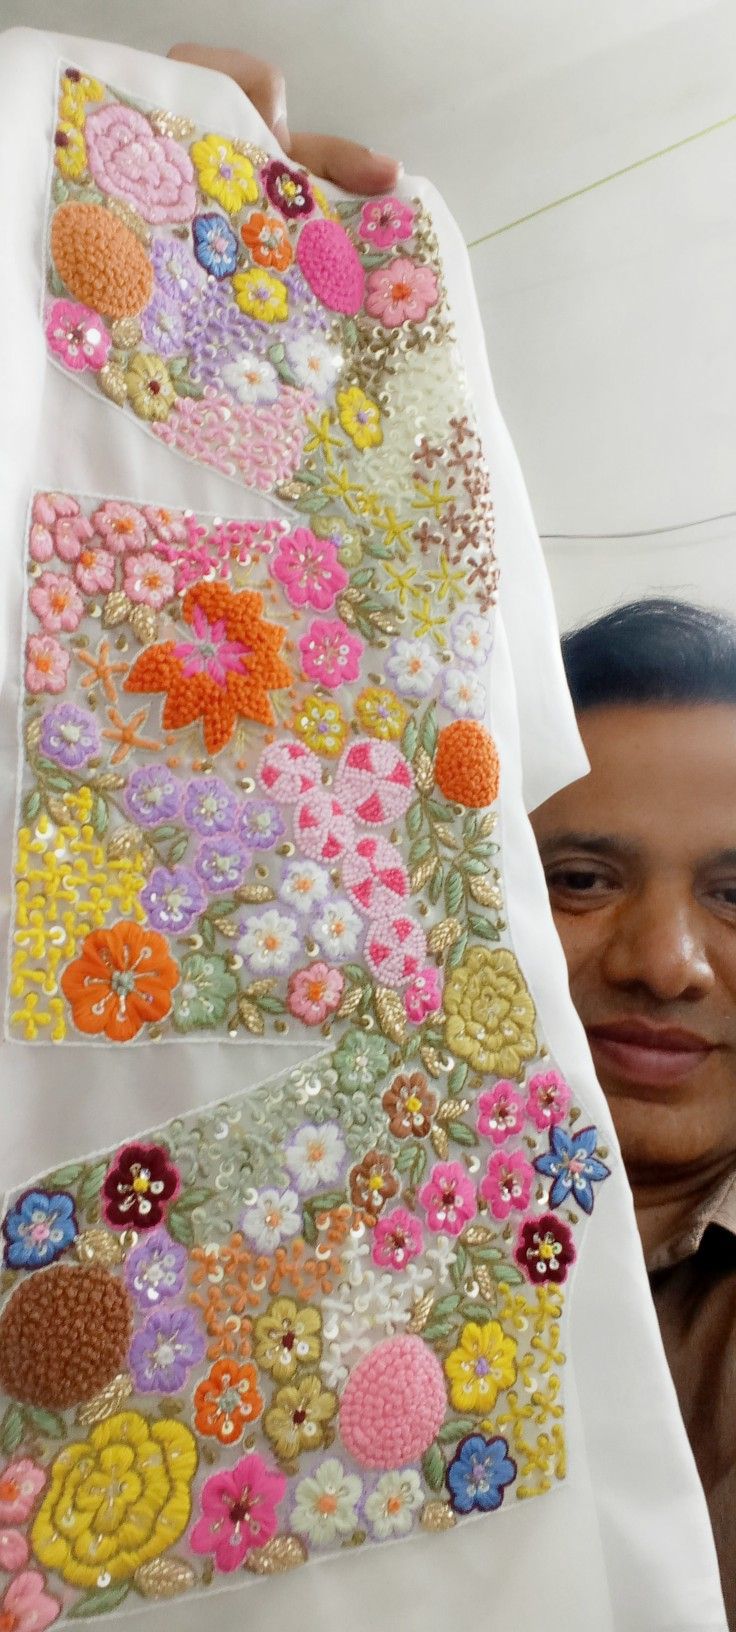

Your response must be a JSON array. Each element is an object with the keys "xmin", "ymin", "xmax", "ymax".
[{"xmin": 124, "ymin": 581, "xmax": 291, "ymax": 754}]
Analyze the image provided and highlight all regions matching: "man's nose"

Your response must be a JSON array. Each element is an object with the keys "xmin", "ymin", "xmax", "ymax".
[{"xmin": 600, "ymin": 880, "xmax": 715, "ymax": 1002}]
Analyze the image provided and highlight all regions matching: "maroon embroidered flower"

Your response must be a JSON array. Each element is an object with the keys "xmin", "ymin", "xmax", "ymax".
[
  {"xmin": 262, "ymin": 160, "xmax": 314, "ymax": 221},
  {"xmin": 513, "ymin": 1213, "xmax": 575, "ymax": 1286},
  {"xmin": 349, "ymin": 1151, "xmax": 398, "ymax": 1222},
  {"xmin": 102, "ymin": 1142, "xmax": 181, "ymax": 1231},
  {"xmin": 382, "ymin": 1071, "xmax": 437, "ymax": 1139}
]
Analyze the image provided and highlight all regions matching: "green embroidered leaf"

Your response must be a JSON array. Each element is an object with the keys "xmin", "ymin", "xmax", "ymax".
[
  {"xmin": 210, "ymin": 897, "xmax": 237, "ymax": 917},
  {"xmin": 255, "ymin": 994, "xmax": 286, "ymax": 1014},
  {"xmin": 468, "ymin": 913, "xmax": 500, "ymax": 942},
  {"xmin": 166, "ymin": 1190, "xmax": 213, "ymax": 1247},
  {"xmin": 150, "ymin": 825, "xmax": 181, "ymax": 843},
  {"xmin": 342, "ymin": 317, "xmax": 359, "ymax": 348},
  {"xmin": 458, "ymin": 1299, "xmax": 493, "ymax": 1322},
  {"xmin": 446, "ymin": 1061, "xmax": 469, "ymax": 1097},
  {"xmin": 359, "ymin": 251, "xmax": 391, "ymax": 269},
  {"xmin": 296, "ymin": 493, "xmax": 331, "ymax": 514},
  {"xmin": 301, "ymin": 1210, "xmax": 317, "ymax": 1246},
  {"xmin": 444, "ymin": 867, "xmax": 464, "ymax": 916},
  {"xmin": 172, "ymin": 376, "xmax": 206, "ymax": 399},
  {"xmin": 91, "ymin": 796, "xmax": 108, "ymax": 838},
  {"xmin": 350, "ymin": 567, "xmax": 375, "ymax": 589},
  {"xmin": 450, "ymin": 1244, "xmax": 468, "ymax": 1289},
  {"xmin": 166, "ymin": 835, "xmax": 190, "ymax": 865},
  {"xmin": 427, "ymin": 799, "xmax": 457, "ymax": 823},
  {"xmin": 48, "ymin": 266, "xmax": 68, "ymax": 298},
  {"xmin": 409, "ymin": 1144, "xmax": 428, "ymax": 1186},
  {"xmin": 267, "ymin": 343, "xmax": 286, "ymax": 364},
  {"xmin": 432, "ymin": 1292, "xmax": 462, "ymax": 1319},
  {"xmin": 446, "ymin": 930, "xmax": 468, "ymax": 970},
  {"xmin": 408, "ymin": 834, "xmax": 432, "ymax": 867},
  {"xmin": 437, "ymin": 1416, "xmax": 477, "ymax": 1444},
  {"xmin": 22, "ymin": 789, "xmax": 42, "ymax": 824},
  {"xmin": 24, "ymin": 1406, "xmax": 67, "ymax": 1439},
  {"xmin": 447, "ymin": 1121, "xmax": 478, "ymax": 1148},
  {"xmin": 45, "ymin": 1162, "xmax": 84, "ymax": 1189},
  {"xmin": 488, "ymin": 1263, "xmax": 524, "ymax": 1285},
  {"xmin": 68, "ymin": 1584, "xmax": 131, "ymax": 1619},
  {"xmin": 472, "ymin": 1245, "xmax": 504, "ymax": 1264},
  {"xmin": 401, "ymin": 716, "xmax": 419, "ymax": 761},
  {"xmin": 421, "ymin": 1442, "xmax": 446, "ymax": 1493},
  {"xmin": 419, "ymin": 703, "xmax": 438, "ymax": 760},
  {"xmin": 200, "ymin": 917, "xmax": 216, "ymax": 952},
  {"xmin": 167, "ymin": 355, "xmax": 189, "ymax": 378},
  {"xmin": 42, "ymin": 773, "xmax": 73, "ymax": 794},
  {"xmin": 462, "ymin": 856, "xmax": 490, "ymax": 877},
  {"xmin": 420, "ymin": 1318, "xmax": 457, "ymax": 1343},
  {"xmin": 303, "ymin": 1190, "xmax": 346, "ymax": 1217},
  {"xmin": 428, "ymin": 865, "xmax": 444, "ymax": 905},
  {"xmin": 405, "ymin": 800, "xmax": 423, "ymax": 839},
  {"xmin": 0, "ymin": 1404, "xmax": 25, "ymax": 1455},
  {"xmin": 78, "ymin": 1161, "xmax": 109, "ymax": 1216},
  {"xmin": 395, "ymin": 1141, "xmax": 422, "ymax": 1175}
]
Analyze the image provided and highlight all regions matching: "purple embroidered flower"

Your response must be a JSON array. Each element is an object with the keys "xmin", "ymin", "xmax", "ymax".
[
  {"xmin": 237, "ymin": 798, "xmax": 284, "ymax": 850},
  {"xmin": 129, "ymin": 1305, "xmax": 206, "ymax": 1394},
  {"xmin": 124, "ymin": 1227, "xmax": 187, "ymax": 1307},
  {"xmin": 40, "ymin": 703, "xmax": 100, "ymax": 769},
  {"xmin": 140, "ymin": 289, "xmax": 187, "ymax": 358},
  {"xmin": 182, "ymin": 277, "xmax": 270, "ymax": 388},
  {"xmin": 141, "ymin": 865, "xmax": 206, "ymax": 933},
  {"xmin": 150, "ymin": 236, "xmax": 204, "ymax": 302},
  {"xmin": 183, "ymin": 776, "xmax": 238, "ymax": 835},
  {"xmin": 125, "ymin": 764, "xmax": 181, "ymax": 826},
  {"xmin": 195, "ymin": 836, "xmax": 251, "ymax": 893}
]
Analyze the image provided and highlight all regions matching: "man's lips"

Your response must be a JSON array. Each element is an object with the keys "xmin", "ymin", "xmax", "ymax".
[{"xmin": 586, "ymin": 1019, "xmax": 716, "ymax": 1089}]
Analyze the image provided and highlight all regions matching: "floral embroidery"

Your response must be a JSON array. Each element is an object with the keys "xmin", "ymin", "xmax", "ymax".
[
  {"xmin": 0, "ymin": 1572, "xmax": 60, "ymax": 1632},
  {"xmin": 444, "ymin": 1320, "xmax": 518, "ymax": 1412},
  {"xmin": 2, "ymin": 1192, "xmax": 76, "ymax": 1272},
  {"xmin": 447, "ymin": 1434, "xmax": 516, "ymax": 1514},
  {"xmin": 193, "ymin": 1359, "xmax": 264, "ymax": 1443},
  {"xmin": 101, "ymin": 1141, "xmax": 180, "ymax": 1229},
  {"xmin": 60, "ymin": 922, "xmax": 179, "ymax": 1041},
  {"xmin": 190, "ymin": 135, "xmax": 258, "ymax": 214},
  {"xmin": 515, "ymin": 1214, "xmax": 576, "ymax": 1285},
  {"xmin": 534, "ymin": 1126, "xmax": 611, "ymax": 1215}
]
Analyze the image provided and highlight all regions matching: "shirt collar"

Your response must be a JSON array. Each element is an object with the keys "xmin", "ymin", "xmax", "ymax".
[{"xmin": 646, "ymin": 1167, "xmax": 736, "ymax": 1273}]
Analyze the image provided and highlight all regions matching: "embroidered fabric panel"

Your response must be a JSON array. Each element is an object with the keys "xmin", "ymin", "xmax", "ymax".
[{"xmin": 0, "ymin": 1049, "xmax": 610, "ymax": 1620}]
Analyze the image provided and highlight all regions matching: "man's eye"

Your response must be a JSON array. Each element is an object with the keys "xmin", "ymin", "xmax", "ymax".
[
  {"xmin": 544, "ymin": 865, "xmax": 617, "ymax": 901},
  {"xmin": 708, "ymin": 883, "xmax": 736, "ymax": 909}
]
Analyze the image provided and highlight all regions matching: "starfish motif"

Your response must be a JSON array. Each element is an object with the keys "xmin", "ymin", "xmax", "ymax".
[
  {"xmin": 102, "ymin": 705, "xmax": 161, "ymax": 764},
  {"xmin": 377, "ymin": 507, "xmax": 413, "ymax": 555},
  {"xmin": 382, "ymin": 561, "xmax": 418, "ymax": 606},
  {"xmin": 409, "ymin": 594, "xmax": 447, "ymax": 642},
  {"xmin": 74, "ymin": 639, "xmax": 127, "ymax": 704},
  {"xmin": 303, "ymin": 411, "xmax": 344, "ymax": 467},
  {"xmin": 427, "ymin": 555, "xmax": 468, "ymax": 602}
]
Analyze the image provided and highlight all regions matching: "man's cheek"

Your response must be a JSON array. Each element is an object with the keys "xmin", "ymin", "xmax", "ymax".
[{"xmin": 550, "ymin": 908, "xmax": 605, "ymax": 994}]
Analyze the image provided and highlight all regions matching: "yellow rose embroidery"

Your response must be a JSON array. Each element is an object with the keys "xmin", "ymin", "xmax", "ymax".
[
  {"xmin": 190, "ymin": 134, "xmax": 259, "ymax": 213},
  {"xmin": 232, "ymin": 268, "xmax": 288, "ymax": 324},
  {"xmin": 32, "ymin": 1411, "xmax": 197, "ymax": 1588},
  {"xmin": 444, "ymin": 1321, "xmax": 517, "ymax": 1413},
  {"xmin": 443, "ymin": 946, "xmax": 537, "ymax": 1077}
]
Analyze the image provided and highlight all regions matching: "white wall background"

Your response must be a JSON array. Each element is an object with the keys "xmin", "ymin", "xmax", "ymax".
[{"xmin": 3, "ymin": 0, "xmax": 734, "ymax": 629}]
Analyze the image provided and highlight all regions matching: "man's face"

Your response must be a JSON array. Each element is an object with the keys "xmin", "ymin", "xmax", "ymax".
[{"xmin": 531, "ymin": 703, "xmax": 736, "ymax": 1181}]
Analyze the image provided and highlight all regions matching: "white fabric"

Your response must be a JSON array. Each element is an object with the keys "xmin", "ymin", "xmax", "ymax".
[{"xmin": 0, "ymin": 26, "xmax": 726, "ymax": 1631}]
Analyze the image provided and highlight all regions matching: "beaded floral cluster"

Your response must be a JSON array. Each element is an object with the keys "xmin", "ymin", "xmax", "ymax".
[{"xmin": 0, "ymin": 1050, "xmax": 609, "ymax": 1620}]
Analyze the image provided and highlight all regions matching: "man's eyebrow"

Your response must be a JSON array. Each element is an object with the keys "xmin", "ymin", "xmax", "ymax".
[
  {"xmin": 700, "ymin": 847, "xmax": 736, "ymax": 870},
  {"xmin": 535, "ymin": 832, "xmax": 638, "ymax": 860}
]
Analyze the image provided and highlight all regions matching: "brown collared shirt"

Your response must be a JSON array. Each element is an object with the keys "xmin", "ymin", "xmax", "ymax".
[{"xmin": 648, "ymin": 1173, "xmax": 736, "ymax": 1626}]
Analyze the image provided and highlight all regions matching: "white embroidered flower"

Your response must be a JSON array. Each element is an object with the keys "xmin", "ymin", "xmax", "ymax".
[
  {"xmin": 364, "ymin": 1469, "xmax": 423, "ymax": 1538},
  {"xmin": 237, "ymin": 907, "xmax": 300, "ymax": 973},
  {"xmin": 240, "ymin": 1186, "xmax": 301, "ymax": 1252},
  {"xmin": 386, "ymin": 637, "xmax": 440, "ymax": 699},
  {"xmin": 424, "ymin": 1233, "xmax": 458, "ymax": 1286},
  {"xmin": 279, "ymin": 859, "xmax": 331, "ymax": 916},
  {"xmin": 441, "ymin": 666, "xmax": 487, "ymax": 719},
  {"xmin": 320, "ymin": 1269, "xmax": 412, "ymax": 1387},
  {"xmin": 221, "ymin": 353, "xmax": 280, "ymax": 405},
  {"xmin": 311, "ymin": 897, "xmax": 363, "ymax": 960},
  {"xmin": 450, "ymin": 609, "xmax": 494, "ymax": 667},
  {"xmin": 291, "ymin": 1458, "xmax": 362, "ymax": 1545},
  {"xmin": 285, "ymin": 1122, "xmax": 346, "ymax": 1193},
  {"xmin": 287, "ymin": 333, "xmax": 343, "ymax": 395}
]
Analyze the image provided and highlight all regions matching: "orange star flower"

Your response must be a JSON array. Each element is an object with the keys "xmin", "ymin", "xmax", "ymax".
[
  {"xmin": 102, "ymin": 704, "xmax": 162, "ymax": 763},
  {"xmin": 124, "ymin": 581, "xmax": 291, "ymax": 755},
  {"xmin": 74, "ymin": 638, "xmax": 127, "ymax": 704}
]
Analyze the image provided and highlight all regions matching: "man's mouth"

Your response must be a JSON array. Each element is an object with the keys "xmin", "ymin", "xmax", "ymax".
[{"xmin": 586, "ymin": 1018, "xmax": 716, "ymax": 1090}]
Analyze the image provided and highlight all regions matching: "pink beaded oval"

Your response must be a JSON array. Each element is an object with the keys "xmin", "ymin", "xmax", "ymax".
[
  {"xmin": 340, "ymin": 1334, "xmax": 447, "ymax": 1469},
  {"xmin": 257, "ymin": 740, "xmax": 321, "ymax": 803},
  {"xmin": 296, "ymin": 219, "xmax": 366, "ymax": 316}
]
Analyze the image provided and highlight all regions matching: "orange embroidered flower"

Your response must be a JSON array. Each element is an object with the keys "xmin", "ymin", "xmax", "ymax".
[
  {"xmin": 193, "ymin": 1357, "xmax": 263, "ymax": 1444},
  {"xmin": 240, "ymin": 211, "xmax": 293, "ymax": 271},
  {"xmin": 60, "ymin": 919, "xmax": 179, "ymax": 1041},
  {"xmin": 124, "ymin": 581, "xmax": 291, "ymax": 754},
  {"xmin": 434, "ymin": 719, "xmax": 500, "ymax": 808}
]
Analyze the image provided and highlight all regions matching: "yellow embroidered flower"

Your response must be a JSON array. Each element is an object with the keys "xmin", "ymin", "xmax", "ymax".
[
  {"xmin": 264, "ymin": 1373, "xmax": 337, "ymax": 1461},
  {"xmin": 444, "ymin": 1320, "xmax": 517, "ymax": 1413},
  {"xmin": 254, "ymin": 1297, "xmax": 322, "ymax": 1381},
  {"xmin": 443, "ymin": 946, "xmax": 537, "ymax": 1077},
  {"xmin": 190, "ymin": 134, "xmax": 259, "ymax": 213},
  {"xmin": 293, "ymin": 694, "xmax": 348, "ymax": 757},
  {"xmin": 232, "ymin": 268, "xmax": 288, "ymax": 324},
  {"xmin": 31, "ymin": 1410, "xmax": 197, "ymax": 1588},
  {"xmin": 337, "ymin": 386, "xmax": 383, "ymax": 450},
  {"xmin": 58, "ymin": 72, "xmax": 104, "ymax": 128},
  {"xmin": 55, "ymin": 122, "xmax": 87, "ymax": 180},
  {"xmin": 355, "ymin": 686, "xmax": 408, "ymax": 742},
  {"xmin": 125, "ymin": 353, "xmax": 175, "ymax": 422}
]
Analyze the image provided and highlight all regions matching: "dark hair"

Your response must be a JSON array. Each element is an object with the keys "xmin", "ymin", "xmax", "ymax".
[{"xmin": 561, "ymin": 597, "xmax": 736, "ymax": 711}]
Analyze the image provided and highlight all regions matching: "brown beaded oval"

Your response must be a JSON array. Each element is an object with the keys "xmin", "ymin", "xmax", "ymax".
[
  {"xmin": 0, "ymin": 1263, "xmax": 132, "ymax": 1409},
  {"xmin": 50, "ymin": 202, "xmax": 153, "ymax": 318}
]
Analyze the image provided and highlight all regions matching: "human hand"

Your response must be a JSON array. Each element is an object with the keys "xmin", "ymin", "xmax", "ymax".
[{"xmin": 168, "ymin": 43, "xmax": 402, "ymax": 193}]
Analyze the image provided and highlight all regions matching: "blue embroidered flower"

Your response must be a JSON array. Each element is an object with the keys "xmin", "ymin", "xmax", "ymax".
[
  {"xmin": 534, "ymin": 1123, "xmax": 611, "ymax": 1214},
  {"xmin": 192, "ymin": 213, "xmax": 239, "ymax": 278},
  {"xmin": 447, "ymin": 1434, "xmax": 516, "ymax": 1514},
  {"xmin": 2, "ymin": 1189, "xmax": 77, "ymax": 1270}
]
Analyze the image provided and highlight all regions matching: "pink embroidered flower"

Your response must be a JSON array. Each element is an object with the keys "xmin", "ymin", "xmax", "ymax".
[
  {"xmin": 526, "ymin": 1070, "xmax": 572, "ymax": 1131},
  {"xmin": 477, "ymin": 1081, "xmax": 526, "ymax": 1146},
  {"xmin": 25, "ymin": 635, "xmax": 69, "ymax": 696},
  {"xmin": 0, "ymin": 1460, "xmax": 46, "ymax": 1524},
  {"xmin": 29, "ymin": 494, "xmax": 89, "ymax": 564},
  {"xmin": 0, "ymin": 1573, "xmax": 59, "ymax": 1632},
  {"xmin": 365, "ymin": 257, "xmax": 439, "ymax": 328},
  {"xmin": 190, "ymin": 1453, "xmax": 286, "ymax": 1572},
  {"xmin": 480, "ymin": 1150, "xmax": 534, "ymax": 1221},
  {"xmin": 372, "ymin": 1207, "xmax": 424, "ymax": 1271},
  {"xmin": 299, "ymin": 619, "xmax": 363, "ymax": 689},
  {"xmin": 271, "ymin": 528, "xmax": 348, "ymax": 612},
  {"xmin": 74, "ymin": 547, "xmax": 115, "ymax": 595},
  {"xmin": 0, "ymin": 1528, "xmax": 29, "ymax": 1571},
  {"xmin": 142, "ymin": 506, "xmax": 190, "ymax": 546},
  {"xmin": 85, "ymin": 104, "xmax": 196, "ymax": 225},
  {"xmin": 358, "ymin": 196, "xmax": 415, "ymax": 249},
  {"xmin": 28, "ymin": 572, "xmax": 83, "ymax": 634},
  {"xmin": 45, "ymin": 299, "xmax": 110, "ymax": 373},
  {"xmin": 286, "ymin": 962, "xmax": 344, "ymax": 1026},
  {"xmin": 404, "ymin": 965, "xmax": 443, "ymax": 1024},
  {"xmin": 124, "ymin": 550, "xmax": 176, "ymax": 610},
  {"xmin": 92, "ymin": 502, "xmax": 148, "ymax": 553},
  {"xmin": 418, "ymin": 1161, "xmax": 477, "ymax": 1236}
]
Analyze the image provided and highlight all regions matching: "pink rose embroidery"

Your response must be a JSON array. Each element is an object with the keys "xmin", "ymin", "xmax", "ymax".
[
  {"xmin": 358, "ymin": 196, "xmax": 415, "ymax": 249},
  {"xmin": 124, "ymin": 551, "xmax": 176, "ymax": 610},
  {"xmin": 25, "ymin": 635, "xmax": 70, "ymax": 696},
  {"xmin": 286, "ymin": 962, "xmax": 344, "ymax": 1026},
  {"xmin": 418, "ymin": 1160, "xmax": 477, "ymax": 1236},
  {"xmin": 526, "ymin": 1070, "xmax": 572, "ymax": 1131},
  {"xmin": 45, "ymin": 300, "xmax": 110, "ymax": 372},
  {"xmin": 480, "ymin": 1150, "xmax": 534, "ymax": 1221},
  {"xmin": 0, "ymin": 1573, "xmax": 59, "ymax": 1632},
  {"xmin": 364, "ymin": 257, "xmax": 439, "ymax": 327},
  {"xmin": 85, "ymin": 104, "xmax": 196, "ymax": 225},
  {"xmin": 299, "ymin": 618, "xmax": 363, "ymax": 688},
  {"xmin": 271, "ymin": 527, "xmax": 348, "ymax": 612},
  {"xmin": 477, "ymin": 1081, "xmax": 526, "ymax": 1145},
  {"xmin": 28, "ymin": 572, "xmax": 84, "ymax": 634}
]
